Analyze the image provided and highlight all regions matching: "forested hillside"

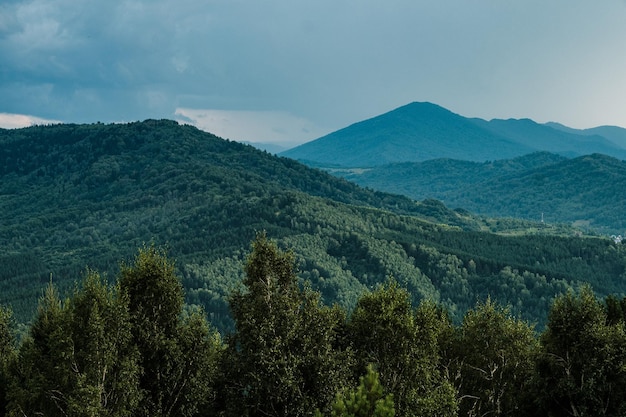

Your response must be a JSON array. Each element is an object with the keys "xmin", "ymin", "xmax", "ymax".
[
  {"xmin": 1, "ymin": 121, "xmax": 626, "ymax": 334},
  {"xmin": 2, "ymin": 235, "xmax": 626, "ymax": 417},
  {"xmin": 335, "ymin": 152, "xmax": 626, "ymax": 234}
]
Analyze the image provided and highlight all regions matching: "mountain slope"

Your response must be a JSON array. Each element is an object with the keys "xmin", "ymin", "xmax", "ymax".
[
  {"xmin": 336, "ymin": 152, "xmax": 626, "ymax": 234},
  {"xmin": 546, "ymin": 122, "xmax": 626, "ymax": 150},
  {"xmin": 281, "ymin": 102, "xmax": 626, "ymax": 167},
  {"xmin": 2, "ymin": 121, "xmax": 625, "ymax": 333},
  {"xmin": 474, "ymin": 118, "xmax": 626, "ymax": 159},
  {"xmin": 281, "ymin": 102, "xmax": 532, "ymax": 166}
]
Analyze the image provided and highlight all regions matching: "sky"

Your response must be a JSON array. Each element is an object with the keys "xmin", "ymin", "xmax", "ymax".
[{"xmin": 2, "ymin": 0, "xmax": 626, "ymax": 147}]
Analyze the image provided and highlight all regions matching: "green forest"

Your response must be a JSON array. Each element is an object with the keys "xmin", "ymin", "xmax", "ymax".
[
  {"xmin": 333, "ymin": 151, "xmax": 626, "ymax": 234},
  {"xmin": 2, "ymin": 121, "xmax": 625, "ymax": 336},
  {"xmin": 2, "ymin": 234, "xmax": 626, "ymax": 417},
  {"xmin": 3, "ymin": 121, "xmax": 626, "ymax": 415}
]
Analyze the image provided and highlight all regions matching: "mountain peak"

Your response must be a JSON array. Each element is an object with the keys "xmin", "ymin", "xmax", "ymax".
[
  {"xmin": 281, "ymin": 102, "xmax": 626, "ymax": 167},
  {"xmin": 281, "ymin": 102, "xmax": 530, "ymax": 167},
  {"xmin": 389, "ymin": 101, "xmax": 456, "ymax": 118}
]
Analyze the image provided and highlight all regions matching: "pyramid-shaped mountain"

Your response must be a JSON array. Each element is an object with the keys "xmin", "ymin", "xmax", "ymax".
[
  {"xmin": 282, "ymin": 102, "xmax": 530, "ymax": 166},
  {"xmin": 281, "ymin": 102, "xmax": 626, "ymax": 167}
]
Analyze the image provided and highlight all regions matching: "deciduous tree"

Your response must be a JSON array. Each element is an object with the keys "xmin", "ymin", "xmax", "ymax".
[
  {"xmin": 536, "ymin": 285, "xmax": 626, "ymax": 417},
  {"xmin": 347, "ymin": 280, "xmax": 456, "ymax": 417},
  {"xmin": 225, "ymin": 232, "xmax": 351, "ymax": 417},
  {"xmin": 119, "ymin": 245, "xmax": 222, "ymax": 417},
  {"xmin": 451, "ymin": 298, "xmax": 538, "ymax": 417}
]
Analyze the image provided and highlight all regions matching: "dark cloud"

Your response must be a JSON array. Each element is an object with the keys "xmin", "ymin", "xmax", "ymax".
[{"xmin": 1, "ymin": 0, "xmax": 626, "ymax": 132}]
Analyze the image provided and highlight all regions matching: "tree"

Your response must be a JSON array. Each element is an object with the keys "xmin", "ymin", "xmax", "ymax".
[
  {"xmin": 7, "ymin": 283, "xmax": 74, "ymax": 416},
  {"xmin": 0, "ymin": 306, "xmax": 16, "ymax": 417},
  {"xmin": 450, "ymin": 298, "xmax": 538, "ymax": 417},
  {"xmin": 347, "ymin": 280, "xmax": 457, "ymax": 417},
  {"xmin": 119, "ymin": 245, "xmax": 222, "ymax": 417},
  {"xmin": 320, "ymin": 364, "xmax": 395, "ymax": 417},
  {"xmin": 536, "ymin": 285, "xmax": 626, "ymax": 416},
  {"xmin": 604, "ymin": 294, "xmax": 626, "ymax": 325},
  {"xmin": 7, "ymin": 273, "xmax": 141, "ymax": 417},
  {"xmin": 224, "ymin": 232, "xmax": 351, "ymax": 417},
  {"xmin": 64, "ymin": 270, "xmax": 141, "ymax": 416}
]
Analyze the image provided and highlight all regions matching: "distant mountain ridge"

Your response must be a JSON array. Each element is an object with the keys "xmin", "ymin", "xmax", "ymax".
[
  {"xmin": 546, "ymin": 122, "xmax": 626, "ymax": 149},
  {"xmin": 281, "ymin": 102, "xmax": 626, "ymax": 166}
]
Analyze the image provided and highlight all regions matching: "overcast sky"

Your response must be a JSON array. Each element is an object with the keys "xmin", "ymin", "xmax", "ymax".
[{"xmin": 2, "ymin": 0, "xmax": 626, "ymax": 146}]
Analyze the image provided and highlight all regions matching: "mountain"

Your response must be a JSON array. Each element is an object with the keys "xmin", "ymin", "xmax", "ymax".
[
  {"xmin": 546, "ymin": 122, "xmax": 626, "ymax": 150},
  {"xmin": 336, "ymin": 152, "xmax": 626, "ymax": 234},
  {"xmin": 241, "ymin": 141, "xmax": 290, "ymax": 154},
  {"xmin": 474, "ymin": 118, "xmax": 626, "ymax": 159},
  {"xmin": 281, "ymin": 102, "xmax": 532, "ymax": 167},
  {"xmin": 2, "ymin": 121, "xmax": 625, "ymax": 332},
  {"xmin": 281, "ymin": 102, "xmax": 626, "ymax": 167}
]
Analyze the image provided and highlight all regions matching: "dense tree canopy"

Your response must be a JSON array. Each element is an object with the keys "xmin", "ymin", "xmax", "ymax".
[
  {"xmin": 224, "ymin": 233, "xmax": 351, "ymax": 417},
  {"xmin": 1, "ymin": 232, "xmax": 626, "ymax": 416},
  {"xmin": 3, "ymin": 247, "xmax": 222, "ymax": 417},
  {"xmin": 3, "ymin": 120, "xmax": 626, "ymax": 338},
  {"xmin": 535, "ymin": 286, "xmax": 626, "ymax": 417},
  {"xmin": 347, "ymin": 280, "xmax": 457, "ymax": 417}
]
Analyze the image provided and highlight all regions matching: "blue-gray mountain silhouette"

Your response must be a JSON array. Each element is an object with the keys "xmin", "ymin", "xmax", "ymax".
[{"xmin": 281, "ymin": 102, "xmax": 626, "ymax": 166}]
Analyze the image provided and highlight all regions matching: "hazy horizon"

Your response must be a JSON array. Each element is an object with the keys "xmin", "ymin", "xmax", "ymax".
[{"xmin": 2, "ymin": 0, "xmax": 626, "ymax": 146}]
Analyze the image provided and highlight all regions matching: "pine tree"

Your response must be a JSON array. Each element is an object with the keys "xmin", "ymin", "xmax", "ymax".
[
  {"xmin": 325, "ymin": 364, "xmax": 395, "ymax": 417},
  {"xmin": 8, "ymin": 283, "xmax": 75, "ymax": 416}
]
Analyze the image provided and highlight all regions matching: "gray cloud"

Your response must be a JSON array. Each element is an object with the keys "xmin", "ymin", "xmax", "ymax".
[{"xmin": 2, "ymin": 0, "xmax": 626, "ymax": 135}]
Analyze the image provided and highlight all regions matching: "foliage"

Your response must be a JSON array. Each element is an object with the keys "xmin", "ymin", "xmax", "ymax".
[
  {"xmin": 7, "ymin": 283, "xmax": 71, "ymax": 416},
  {"xmin": 224, "ymin": 233, "xmax": 351, "ymax": 416},
  {"xmin": 449, "ymin": 298, "xmax": 538, "ymax": 417},
  {"xmin": 347, "ymin": 280, "xmax": 457, "ymax": 417},
  {"xmin": 6, "ymin": 272, "xmax": 141, "ymax": 416},
  {"xmin": 118, "ymin": 246, "xmax": 222, "ymax": 417},
  {"xmin": 5, "ymin": 247, "xmax": 222, "ymax": 417},
  {"xmin": 535, "ymin": 286, "xmax": 626, "ymax": 417},
  {"xmin": 2, "ymin": 120, "xmax": 626, "ymax": 337},
  {"xmin": 3, "ymin": 238, "xmax": 626, "ymax": 415},
  {"xmin": 336, "ymin": 152, "xmax": 626, "ymax": 234},
  {"xmin": 321, "ymin": 364, "xmax": 395, "ymax": 417},
  {"xmin": 64, "ymin": 270, "xmax": 140, "ymax": 416},
  {"xmin": 0, "ymin": 306, "xmax": 16, "ymax": 416}
]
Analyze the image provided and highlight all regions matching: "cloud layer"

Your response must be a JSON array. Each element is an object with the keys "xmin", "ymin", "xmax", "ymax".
[{"xmin": 2, "ymin": 0, "xmax": 626, "ymax": 142}]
